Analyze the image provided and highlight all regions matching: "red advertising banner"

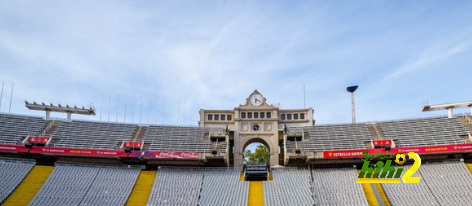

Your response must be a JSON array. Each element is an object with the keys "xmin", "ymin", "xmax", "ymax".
[
  {"xmin": 372, "ymin": 140, "xmax": 392, "ymax": 147},
  {"xmin": 28, "ymin": 137, "xmax": 50, "ymax": 144},
  {"xmin": 390, "ymin": 144, "xmax": 472, "ymax": 155},
  {"xmin": 123, "ymin": 142, "xmax": 143, "ymax": 148},
  {"xmin": 150, "ymin": 151, "xmax": 199, "ymax": 159},
  {"xmin": 323, "ymin": 148, "xmax": 385, "ymax": 159},
  {"xmin": 0, "ymin": 145, "xmax": 27, "ymax": 153},
  {"xmin": 29, "ymin": 147, "xmax": 126, "ymax": 158},
  {"xmin": 0, "ymin": 144, "xmax": 200, "ymax": 160}
]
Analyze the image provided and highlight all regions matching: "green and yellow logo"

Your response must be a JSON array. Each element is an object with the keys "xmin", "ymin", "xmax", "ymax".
[{"xmin": 356, "ymin": 151, "xmax": 421, "ymax": 183}]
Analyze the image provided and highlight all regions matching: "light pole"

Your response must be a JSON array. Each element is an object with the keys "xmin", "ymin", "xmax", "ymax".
[{"xmin": 347, "ymin": 85, "xmax": 358, "ymax": 124}]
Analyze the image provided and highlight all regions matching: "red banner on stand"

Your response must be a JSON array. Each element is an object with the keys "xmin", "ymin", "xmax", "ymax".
[
  {"xmin": 372, "ymin": 140, "xmax": 392, "ymax": 147},
  {"xmin": 323, "ymin": 149, "xmax": 385, "ymax": 159},
  {"xmin": 28, "ymin": 137, "xmax": 50, "ymax": 144},
  {"xmin": 150, "ymin": 151, "xmax": 199, "ymax": 159},
  {"xmin": 123, "ymin": 142, "xmax": 143, "ymax": 148},
  {"xmin": 390, "ymin": 144, "xmax": 472, "ymax": 155}
]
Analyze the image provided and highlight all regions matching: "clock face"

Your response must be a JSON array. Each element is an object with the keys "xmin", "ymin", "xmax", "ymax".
[{"xmin": 249, "ymin": 94, "xmax": 263, "ymax": 106}]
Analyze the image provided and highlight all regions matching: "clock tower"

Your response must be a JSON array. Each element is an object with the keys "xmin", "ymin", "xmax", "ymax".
[{"xmin": 199, "ymin": 90, "xmax": 314, "ymax": 168}]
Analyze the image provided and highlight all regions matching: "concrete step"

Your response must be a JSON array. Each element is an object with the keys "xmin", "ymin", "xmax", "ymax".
[
  {"xmin": 2, "ymin": 165, "xmax": 54, "ymax": 206},
  {"xmin": 368, "ymin": 125, "xmax": 385, "ymax": 140},
  {"xmin": 125, "ymin": 171, "xmax": 157, "ymax": 206},
  {"xmin": 248, "ymin": 182, "xmax": 264, "ymax": 206}
]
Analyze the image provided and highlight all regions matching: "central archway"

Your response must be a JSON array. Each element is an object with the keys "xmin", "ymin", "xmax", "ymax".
[{"xmin": 242, "ymin": 138, "xmax": 270, "ymax": 166}]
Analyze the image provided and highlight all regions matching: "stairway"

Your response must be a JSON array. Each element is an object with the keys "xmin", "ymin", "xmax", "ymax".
[
  {"xmin": 42, "ymin": 121, "xmax": 62, "ymax": 147},
  {"xmin": 358, "ymin": 170, "xmax": 390, "ymax": 206},
  {"xmin": 458, "ymin": 117, "xmax": 472, "ymax": 133},
  {"xmin": 368, "ymin": 125, "xmax": 385, "ymax": 140},
  {"xmin": 247, "ymin": 182, "xmax": 264, "ymax": 206},
  {"xmin": 40, "ymin": 121, "xmax": 61, "ymax": 137},
  {"xmin": 374, "ymin": 183, "xmax": 391, "ymax": 206},
  {"xmin": 466, "ymin": 164, "xmax": 472, "ymax": 176},
  {"xmin": 2, "ymin": 165, "xmax": 54, "ymax": 206},
  {"xmin": 361, "ymin": 182, "xmax": 380, "ymax": 206},
  {"xmin": 125, "ymin": 171, "xmax": 157, "ymax": 206},
  {"xmin": 132, "ymin": 126, "xmax": 148, "ymax": 142},
  {"xmin": 240, "ymin": 171, "xmax": 245, "ymax": 182}
]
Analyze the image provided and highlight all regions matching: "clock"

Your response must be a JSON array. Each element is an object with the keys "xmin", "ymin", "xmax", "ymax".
[{"xmin": 249, "ymin": 94, "xmax": 263, "ymax": 106}]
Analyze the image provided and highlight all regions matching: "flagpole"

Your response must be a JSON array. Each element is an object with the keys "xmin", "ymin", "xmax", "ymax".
[
  {"xmin": 139, "ymin": 95, "xmax": 143, "ymax": 123},
  {"xmin": 107, "ymin": 94, "xmax": 111, "ymax": 122},
  {"xmin": 99, "ymin": 93, "xmax": 104, "ymax": 121},
  {"xmin": 0, "ymin": 81, "xmax": 4, "ymax": 112},
  {"xmin": 9, "ymin": 82, "xmax": 14, "ymax": 113},
  {"xmin": 115, "ymin": 94, "xmax": 119, "ymax": 122},
  {"xmin": 124, "ymin": 95, "xmax": 127, "ymax": 123},
  {"xmin": 131, "ymin": 95, "xmax": 135, "ymax": 123},
  {"xmin": 147, "ymin": 95, "xmax": 151, "ymax": 124}
]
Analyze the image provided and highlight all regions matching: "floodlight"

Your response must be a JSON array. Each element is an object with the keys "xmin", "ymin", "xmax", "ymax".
[
  {"xmin": 346, "ymin": 85, "xmax": 359, "ymax": 124},
  {"xmin": 347, "ymin": 85, "xmax": 358, "ymax": 93}
]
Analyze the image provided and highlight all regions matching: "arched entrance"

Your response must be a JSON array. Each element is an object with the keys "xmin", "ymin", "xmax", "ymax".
[
  {"xmin": 242, "ymin": 138, "xmax": 270, "ymax": 166},
  {"xmin": 234, "ymin": 135, "xmax": 280, "ymax": 168}
]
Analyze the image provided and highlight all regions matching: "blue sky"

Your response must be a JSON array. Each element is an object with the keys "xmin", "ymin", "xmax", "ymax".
[{"xmin": 1, "ymin": 0, "xmax": 472, "ymax": 129}]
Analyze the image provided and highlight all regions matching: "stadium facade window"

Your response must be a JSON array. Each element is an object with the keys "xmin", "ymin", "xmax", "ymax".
[
  {"xmin": 248, "ymin": 112, "xmax": 253, "ymax": 118},
  {"xmin": 287, "ymin": 114, "xmax": 292, "ymax": 120},
  {"xmin": 267, "ymin": 112, "xmax": 271, "ymax": 118},
  {"xmin": 208, "ymin": 114, "xmax": 213, "ymax": 121},
  {"xmin": 300, "ymin": 113, "xmax": 305, "ymax": 119},
  {"xmin": 254, "ymin": 112, "xmax": 259, "ymax": 118},
  {"xmin": 281, "ymin": 114, "xmax": 285, "ymax": 120},
  {"xmin": 241, "ymin": 112, "xmax": 246, "ymax": 118},
  {"xmin": 221, "ymin": 115, "xmax": 225, "ymax": 121},
  {"xmin": 227, "ymin": 115, "xmax": 232, "ymax": 121},
  {"xmin": 294, "ymin": 114, "xmax": 299, "ymax": 120},
  {"xmin": 214, "ymin": 114, "xmax": 219, "ymax": 121},
  {"xmin": 260, "ymin": 112, "xmax": 265, "ymax": 118}
]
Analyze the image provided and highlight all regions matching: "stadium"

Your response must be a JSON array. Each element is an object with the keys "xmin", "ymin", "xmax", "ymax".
[
  {"xmin": 2, "ymin": 1, "xmax": 472, "ymax": 206},
  {"xmin": 0, "ymin": 89, "xmax": 472, "ymax": 206}
]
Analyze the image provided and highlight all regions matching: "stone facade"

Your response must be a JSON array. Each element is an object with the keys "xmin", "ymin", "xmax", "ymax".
[{"xmin": 199, "ymin": 90, "xmax": 314, "ymax": 167}]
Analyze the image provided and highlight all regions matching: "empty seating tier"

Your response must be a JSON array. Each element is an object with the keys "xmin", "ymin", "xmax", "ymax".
[
  {"xmin": 52, "ymin": 121, "xmax": 138, "ymax": 150},
  {"xmin": 145, "ymin": 126, "xmax": 212, "ymax": 152},
  {"xmin": 263, "ymin": 168, "xmax": 314, "ymax": 206},
  {"xmin": 382, "ymin": 162, "xmax": 472, "ymax": 206},
  {"xmin": 147, "ymin": 168, "xmax": 204, "ymax": 206},
  {"xmin": 2, "ymin": 165, "xmax": 54, "ymax": 206},
  {"xmin": 420, "ymin": 162, "xmax": 472, "ymax": 206},
  {"xmin": 28, "ymin": 162, "xmax": 139, "ymax": 206},
  {"xmin": 311, "ymin": 168, "xmax": 368, "ymax": 206},
  {"xmin": 0, "ymin": 114, "xmax": 49, "ymax": 145},
  {"xmin": 300, "ymin": 124, "xmax": 373, "ymax": 151},
  {"xmin": 379, "ymin": 117, "xmax": 468, "ymax": 147},
  {"xmin": 0, "ymin": 158, "xmax": 35, "ymax": 204},
  {"xmin": 199, "ymin": 169, "xmax": 249, "ymax": 206}
]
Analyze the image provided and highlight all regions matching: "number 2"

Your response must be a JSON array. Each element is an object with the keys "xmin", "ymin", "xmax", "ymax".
[{"xmin": 402, "ymin": 152, "xmax": 421, "ymax": 183}]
